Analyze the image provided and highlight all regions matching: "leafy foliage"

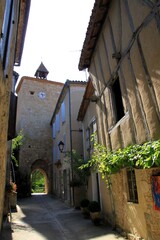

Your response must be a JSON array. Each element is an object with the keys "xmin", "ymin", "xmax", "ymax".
[
  {"xmin": 66, "ymin": 150, "xmax": 90, "ymax": 187},
  {"xmin": 11, "ymin": 130, "xmax": 23, "ymax": 166},
  {"xmin": 31, "ymin": 170, "xmax": 45, "ymax": 193},
  {"xmin": 80, "ymin": 136, "xmax": 160, "ymax": 179},
  {"xmin": 88, "ymin": 201, "xmax": 101, "ymax": 212}
]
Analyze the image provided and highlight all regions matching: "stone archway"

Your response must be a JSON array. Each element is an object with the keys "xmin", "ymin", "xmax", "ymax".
[
  {"xmin": 31, "ymin": 159, "xmax": 52, "ymax": 194},
  {"xmin": 31, "ymin": 168, "xmax": 48, "ymax": 193}
]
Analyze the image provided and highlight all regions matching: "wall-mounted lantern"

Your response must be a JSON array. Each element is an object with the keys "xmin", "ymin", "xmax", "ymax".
[{"xmin": 58, "ymin": 141, "xmax": 65, "ymax": 153}]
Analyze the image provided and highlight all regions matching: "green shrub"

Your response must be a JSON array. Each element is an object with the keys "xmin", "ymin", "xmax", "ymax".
[{"xmin": 88, "ymin": 201, "xmax": 101, "ymax": 212}]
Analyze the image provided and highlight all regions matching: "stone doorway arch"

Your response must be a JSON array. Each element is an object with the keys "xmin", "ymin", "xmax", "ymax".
[
  {"xmin": 31, "ymin": 168, "xmax": 48, "ymax": 193},
  {"xmin": 31, "ymin": 159, "xmax": 51, "ymax": 194}
]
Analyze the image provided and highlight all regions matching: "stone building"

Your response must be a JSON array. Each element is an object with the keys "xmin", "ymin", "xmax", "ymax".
[
  {"xmin": 0, "ymin": 0, "xmax": 30, "ymax": 229},
  {"xmin": 79, "ymin": 0, "xmax": 160, "ymax": 239},
  {"xmin": 16, "ymin": 63, "xmax": 63, "ymax": 197},
  {"xmin": 50, "ymin": 80, "xmax": 87, "ymax": 206}
]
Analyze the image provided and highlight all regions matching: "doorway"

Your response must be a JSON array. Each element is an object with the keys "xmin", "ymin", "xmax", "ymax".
[{"xmin": 31, "ymin": 169, "xmax": 48, "ymax": 193}]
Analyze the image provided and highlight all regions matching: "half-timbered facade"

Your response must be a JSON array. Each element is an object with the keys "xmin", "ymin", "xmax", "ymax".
[{"xmin": 79, "ymin": 0, "xmax": 160, "ymax": 239}]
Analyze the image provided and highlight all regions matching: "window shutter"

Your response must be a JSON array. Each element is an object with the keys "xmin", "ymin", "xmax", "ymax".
[
  {"xmin": 61, "ymin": 102, "xmax": 66, "ymax": 123},
  {"xmin": 1, "ymin": 0, "xmax": 13, "ymax": 69},
  {"xmin": 52, "ymin": 123, "xmax": 56, "ymax": 139},
  {"xmin": 55, "ymin": 114, "xmax": 60, "ymax": 132}
]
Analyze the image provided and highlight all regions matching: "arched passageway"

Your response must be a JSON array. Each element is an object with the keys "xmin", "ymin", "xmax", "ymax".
[
  {"xmin": 31, "ymin": 159, "xmax": 51, "ymax": 194},
  {"xmin": 31, "ymin": 169, "xmax": 48, "ymax": 193}
]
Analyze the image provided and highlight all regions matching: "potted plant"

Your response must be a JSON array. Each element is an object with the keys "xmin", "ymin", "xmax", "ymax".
[
  {"xmin": 80, "ymin": 199, "xmax": 90, "ymax": 218},
  {"xmin": 5, "ymin": 182, "xmax": 17, "ymax": 210},
  {"xmin": 88, "ymin": 201, "xmax": 101, "ymax": 225},
  {"xmin": 9, "ymin": 182, "xmax": 17, "ymax": 209}
]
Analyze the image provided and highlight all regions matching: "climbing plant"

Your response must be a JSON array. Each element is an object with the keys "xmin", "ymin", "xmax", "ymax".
[
  {"xmin": 11, "ymin": 130, "xmax": 23, "ymax": 166},
  {"xmin": 79, "ymin": 135, "xmax": 160, "ymax": 180},
  {"xmin": 66, "ymin": 150, "xmax": 90, "ymax": 187}
]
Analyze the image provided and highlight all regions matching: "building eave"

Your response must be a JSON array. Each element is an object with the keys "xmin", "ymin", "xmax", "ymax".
[
  {"xmin": 14, "ymin": 0, "xmax": 31, "ymax": 66},
  {"xmin": 78, "ymin": 0, "xmax": 111, "ymax": 71},
  {"xmin": 77, "ymin": 78, "xmax": 95, "ymax": 121},
  {"xmin": 50, "ymin": 80, "xmax": 87, "ymax": 125}
]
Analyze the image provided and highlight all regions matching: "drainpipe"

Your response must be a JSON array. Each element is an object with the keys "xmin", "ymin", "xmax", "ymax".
[{"xmin": 67, "ymin": 81, "xmax": 74, "ymax": 206}]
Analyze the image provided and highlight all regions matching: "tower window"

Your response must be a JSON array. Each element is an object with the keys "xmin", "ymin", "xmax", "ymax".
[{"xmin": 111, "ymin": 77, "xmax": 124, "ymax": 123}]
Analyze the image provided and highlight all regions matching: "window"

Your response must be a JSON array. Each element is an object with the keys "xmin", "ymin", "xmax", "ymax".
[
  {"xmin": 86, "ymin": 119, "xmax": 97, "ymax": 158},
  {"xmin": 52, "ymin": 122, "xmax": 56, "ymax": 139},
  {"xmin": 61, "ymin": 102, "xmax": 65, "ymax": 123},
  {"xmin": 86, "ymin": 128, "xmax": 90, "ymax": 152},
  {"xmin": 111, "ymin": 77, "xmax": 124, "ymax": 123},
  {"xmin": 55, "ymin": 114, "xmax": 60, "ymax": 132},
  {"xmin": 0, "ymin": 0, "xmax": 13, "ymax": 70},
  {"xmin": 90, "ymin": 120, "xmax": 97, "ymax": 151},
  {"xmin": 127, "ymin": 169, "xmax": 138, "ymax": 203}
]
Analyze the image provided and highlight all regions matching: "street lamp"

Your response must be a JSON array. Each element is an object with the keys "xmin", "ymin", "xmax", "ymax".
[{"xmin": 58, "ymin": 141, "xmax": 65, "ymax": 153}]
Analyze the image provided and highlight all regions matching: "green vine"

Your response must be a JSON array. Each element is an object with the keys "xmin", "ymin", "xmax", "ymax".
[
  {"xmin": 11, "ymin": 130, "xmax": 23, "ymax": 166},
  {"xmin": 66, "ymin": 150, "xmax": 90, "ymax": 187},
  {"xmin": 79, "ymin": 137, "xmax": 160, "ymax": 179}
]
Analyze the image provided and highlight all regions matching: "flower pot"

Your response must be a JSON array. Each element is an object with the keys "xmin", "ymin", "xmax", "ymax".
[
  {"xmin": 80, "ymin": 199, "xmax": 90, "ymax": 218},
  {"xmin": 90, "ymin": 211, "xmax": 101, "ymax": 225},
  {"xmin": 81, "ymin": 207, "xmax": 90, "ymax": 218},
  {"xmin": 9, "ymin": 191, "xmax": 17, "ymax": 209},
  {"xmin": 88, "ymin": 201, "xmax": 101, "ymax": 225}
]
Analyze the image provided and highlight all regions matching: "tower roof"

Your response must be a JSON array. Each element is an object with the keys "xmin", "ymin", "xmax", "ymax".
[{"xmin": 34, "ymin": 62, "xmax": 49, "ymax": 79}]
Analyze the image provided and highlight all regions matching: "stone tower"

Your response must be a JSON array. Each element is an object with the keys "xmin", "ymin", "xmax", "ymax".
[{"xmin": 16, "ymin": 64, "xmax": 63, "ymax": 196}]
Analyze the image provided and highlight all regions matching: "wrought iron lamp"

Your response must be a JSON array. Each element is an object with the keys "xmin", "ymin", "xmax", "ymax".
[{"xmin": 58, "ymin": 141, "xmax": 65, "ymax": 153}]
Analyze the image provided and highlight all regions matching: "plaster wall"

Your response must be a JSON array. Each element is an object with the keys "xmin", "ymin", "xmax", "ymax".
[
  {"xmin": 80, "ymin": 99, "xmax": 98, "ymax": 202},
  {"xmin": 52, "ymin": 83, "xmax": 86, "ymax": 204},
  {"xmin": 70, "ymin": 85, "xmax": 86, "ymax": 154},
  {"xmin": 52, "ymin": 81, "xmax": 85, "ymax": 204}
]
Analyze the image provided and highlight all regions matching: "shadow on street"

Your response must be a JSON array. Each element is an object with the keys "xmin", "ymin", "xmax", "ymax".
[{"xmin": 1, "ymin": 194, "xmax": 124, "ymax": 240}]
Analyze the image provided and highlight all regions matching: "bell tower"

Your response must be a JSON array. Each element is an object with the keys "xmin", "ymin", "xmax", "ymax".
[{"xmin": 34, "ymin": 62, "xmax": 49, "ymax": 79}]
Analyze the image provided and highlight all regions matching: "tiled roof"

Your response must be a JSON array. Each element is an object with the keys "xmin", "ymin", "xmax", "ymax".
[
  {"xmin": 77, "ymin": 78, "xmax": 95, "ymax": 121},
  {"xmin": 50, "ymin": 79, "xmax": 87, "ymax": 124},
  {"xmin": 14, "ymin": 0, "xmax": 31, "ymax": 66},
  {"xmin": 78, "ymin": 0, "xmax": 111, "ymax": 71},
  {"xmin": 35, "ymin": 62, "xmax": 49, "ymax": 75}
]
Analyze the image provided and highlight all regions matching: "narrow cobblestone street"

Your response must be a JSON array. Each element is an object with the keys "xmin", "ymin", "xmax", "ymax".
[{"xmin": 1, "ymin": 194, "xmax": 125, "ymax": 240}]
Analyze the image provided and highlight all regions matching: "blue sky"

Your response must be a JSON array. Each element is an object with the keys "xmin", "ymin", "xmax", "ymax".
[{"xmin": 14, "ymin": 0, "xmax": 95, "ymax": 83}]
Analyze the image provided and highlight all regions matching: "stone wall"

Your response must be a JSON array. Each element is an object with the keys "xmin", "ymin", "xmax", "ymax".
[
  {"xmin": 0, "ymin": 0, "xmax": 20, "ymax": 228},
  {"xmin": 100, "ymin": 168, "xmax": 160, "ymax": 240}
]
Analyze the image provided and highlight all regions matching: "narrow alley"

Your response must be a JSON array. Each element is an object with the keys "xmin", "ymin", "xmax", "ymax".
[{"xmin": 1, "ymin": 194, "xmax": 125, "ymax": 240}]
